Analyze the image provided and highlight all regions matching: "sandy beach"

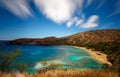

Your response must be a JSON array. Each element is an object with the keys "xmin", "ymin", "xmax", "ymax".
[{"xmin": 73, "ymin": 46, "xmax": 112, "ymax": 67}]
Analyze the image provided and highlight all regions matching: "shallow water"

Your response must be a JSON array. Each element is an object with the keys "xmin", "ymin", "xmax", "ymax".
[{"xmin": 0, "ymin": 44, "xmax": 103, "ymax": 73}]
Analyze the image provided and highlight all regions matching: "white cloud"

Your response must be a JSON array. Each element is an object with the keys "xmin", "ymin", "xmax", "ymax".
[
  {"xmin": 1, "ymin": 0, "xmax": 33, "ymax": 18},
  {"xmin": 67, "ymin": 20, "xmax": 74, "ymax": 28},
  {"xmin": 66, "ymin": 15, "xmax": 99, "ymax": 29},
  {"xmin": 81, "ymin": 15, "xmax": 99, "ymax": 28},
  {"xmin": 66, "ymin": 14, "xmax": 85, "ymax": 27},
  {"xmin": 76, "ymin": 14, "xmax": 85, "ymax": 26},
  {"xmin": 66, "ymin": 17, "xmax": 78, "ymax": 27},
  {"xmin": 34, "ymin": 0, "xmax": 84, "ymax": 24},
  {"xmin": 0, "ymin": 0, "xmax": 98, "ymax": 29},
  {"xmin": 76, "ymin": 19, "xmax": 84, "ymax": 26}
]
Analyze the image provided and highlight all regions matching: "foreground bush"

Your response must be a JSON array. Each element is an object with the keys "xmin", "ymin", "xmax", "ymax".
[{"xmin": 0, "ymin": 49, "xmax": 21, "ymax": 72}]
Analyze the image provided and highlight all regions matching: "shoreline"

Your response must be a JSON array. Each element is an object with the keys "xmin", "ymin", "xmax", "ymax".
[{"xmin": 72, "ymin": 46, "xmax": 112, "ymax": 67}]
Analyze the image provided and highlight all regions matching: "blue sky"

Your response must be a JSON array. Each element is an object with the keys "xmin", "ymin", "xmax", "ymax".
[{"xmin": 0, "ymin": 0, "xmax": 120, "ymax": 40}]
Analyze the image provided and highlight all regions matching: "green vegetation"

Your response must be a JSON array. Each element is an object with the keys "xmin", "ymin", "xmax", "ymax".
[
  {"xmin": 0, "ymin": 49, "xmax": 21, "ymax": 72},
  {"xmin": 0, "ymin": 49, "xmax": 29, "ymax": 73},
  {"xmin": 47, "ymin": 63, "xmax": 61, "ymax": 70},
  {"xmin": 16, "ymin": 63, "xmax": 28, "ymax": 73},
  {"xmin": 81, "ymin": 42, "xmax": 120, "ymax": 72},
  {"xmin": 39, "ymin": 61, "xmax": 61, "ymax": 70},
  {"xmin": 40, "ymin": 61, "xmax": 48, "ymax": 66}
]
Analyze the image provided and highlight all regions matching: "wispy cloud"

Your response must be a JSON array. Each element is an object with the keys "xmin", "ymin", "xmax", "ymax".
[
  {"xmin": 1, "ymin": 0, "xmax": 33, "ymax": 18},
  {"xmin": 108, "ymin": 10, "xmax": 120, "ymax": 17},
  {"xmin": 86, "ymin": 0, "xmax": 93, "ymax": 7},
  {"xmin": 96, "ymin": 0, "xmax": 107, "ymax": 10},
  {"xmin": 81, "ymin": 15, "xmax": 99, "ymax": 28},
  {"xmin": 67, "ymin": 17, "xmax": 79, "ymax": 28},
  {"xmin": 0, "ymin": 0, "xmax": 99, "ymax": 29},
  {"xmin": 66, "ymin": 14, "xmax": 85, "ymax": 27},
  {"xmin": 66, "ymin": 15, "xmax": 99, "ymax": 29},
  {"xmin": 34, "ymin": 0, "xmax": 84, "ymax": 24},
  {"xmin": 107, "ymin": 0, "xmax": 120, "ymax": 17}
]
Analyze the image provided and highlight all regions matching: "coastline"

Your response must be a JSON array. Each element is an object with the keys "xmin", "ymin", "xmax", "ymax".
[{"xmin": 72, "ymin": 46, "xmax": 112, "ymax": 67}]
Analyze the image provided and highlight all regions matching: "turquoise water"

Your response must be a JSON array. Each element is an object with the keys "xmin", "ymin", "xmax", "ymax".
[{"xmin": 0, "ymin": 45, "xmax": 103, "ymax": 73}]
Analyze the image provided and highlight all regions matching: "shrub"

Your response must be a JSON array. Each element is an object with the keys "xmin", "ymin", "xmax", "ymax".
[{"xmin": 0, "ymin": 49, "xmax": 21, "ymax": 72}]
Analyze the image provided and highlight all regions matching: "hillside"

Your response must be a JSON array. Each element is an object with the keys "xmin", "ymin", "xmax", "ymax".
[
  {"xmin": 62, "ymin": 29, "xmax": 120, "ymax": 45},
  {"xmin": 9, "ymin": 29, "xmax": 120, "ymax": 45}
]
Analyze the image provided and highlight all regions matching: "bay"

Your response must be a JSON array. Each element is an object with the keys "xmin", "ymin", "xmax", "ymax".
[{"xmin": 0, "ymin": 44, "xmax": 103, "ymax": 73}]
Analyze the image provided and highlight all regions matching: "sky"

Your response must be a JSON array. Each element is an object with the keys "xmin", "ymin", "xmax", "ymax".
[{"xmin": 0, "ymin": 0, "xmax": 120, "ymax": 40}]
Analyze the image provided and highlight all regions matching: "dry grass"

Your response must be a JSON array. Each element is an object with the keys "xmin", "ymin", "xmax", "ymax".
[{"xmin": 0, "ymin": 70, "xmax": 119, "ymax": 77}]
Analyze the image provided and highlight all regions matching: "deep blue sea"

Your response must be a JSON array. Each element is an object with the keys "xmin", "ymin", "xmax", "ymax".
[{"xmin": 0, "ymin": 43, "xmax": 103, "ymax": 73}]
